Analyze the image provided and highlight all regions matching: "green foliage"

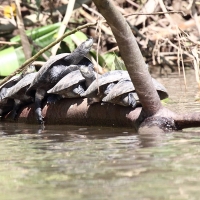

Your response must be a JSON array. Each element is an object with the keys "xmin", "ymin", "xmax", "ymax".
[
  {"xmin": 62, "ymin": 31, "xmax": 88, "ymax": 52},
  {"xmin": 0, "ymin": 47, "xmax": 22, "ymax": 76},
  {"xmin": 90, "ymin": 50, "xmax": 107, "ymax": 68},
  {"xmin": 0, "ymin": 23, "xmax": 126, "ymax": 76},
  {"xmin": 10, "ymin": 23, "xmax": 61, "ymax": 44},
  {"xmin": 102, "ymin": 52, "xmax": 126, "ymax": 71}
]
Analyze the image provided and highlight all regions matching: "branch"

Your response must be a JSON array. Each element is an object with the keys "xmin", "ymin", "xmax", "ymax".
[{"xmin": 15, "ymin": 0, "xmax": 32, "ymax": 59}]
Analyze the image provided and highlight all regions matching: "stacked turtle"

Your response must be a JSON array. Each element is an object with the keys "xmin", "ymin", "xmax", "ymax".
[
  {"xmin": 0, "ymin": 65, "xmax": 36, "ymax": 118},
  {"xmin": 3, "ymin": 71, "xmax": 37, "ymax": 119},
  {"xmin": 0, "ymin": 38, "xmax": 169, "ymax": 124},
  {"xmin": 26, "ymin": 38, "xmax": 94, "ymax": 123}
]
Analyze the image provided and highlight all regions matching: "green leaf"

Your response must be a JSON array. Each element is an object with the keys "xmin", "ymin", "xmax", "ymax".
[
  {"xmin": 0, "ymin": 47, "xmax": 22, "ymax": 76},
  {"xmin": 14, "ymin": 46, "xmax": 26, "ymax": 67},
  {"xmin": 73, "ymin": 31, "xmax": 88, "ymax": 41},
  {"xmin": 10, "ymin": 23, "xmax": 61, "ymax": 43},
  {"xmin": 62, "ymin": 31, "xmax": 76, "ymax": 52},
  {"xmin": 114, "ymin": 55, "xmax": 126, "ymax": 70},
  {"xmin": 102, "ymin": 52, "xmax": 116, "ymax": 71},
  {"xmin": 62, "ymin": 31, "xmax": 88, "ymax": 52},
  {"xmin": 90, "ymin": 50, "xmax": 107, "ymax": 68},
  {"xmin": 32, "ymin": 29, "xmax": 59, "ymax": 58},
  {"xmin": 102, "ymin": 52, "xmax": 127, "ymax": 71}
]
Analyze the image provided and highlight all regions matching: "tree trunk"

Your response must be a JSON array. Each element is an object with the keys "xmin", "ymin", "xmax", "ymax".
[{"xmin": 92, "ymin": 0, "xmax": 162, "ymax": 117}]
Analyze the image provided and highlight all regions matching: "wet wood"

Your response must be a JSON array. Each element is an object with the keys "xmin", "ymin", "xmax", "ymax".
[{"xmin": 5, "ymin": 98, "xmax": 141, "ymax": 130}]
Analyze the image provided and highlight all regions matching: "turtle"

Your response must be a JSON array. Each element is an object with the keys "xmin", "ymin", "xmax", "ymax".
[
  {"xmin": 26, "ymin": 38, "xmax": 93, "ymax": 123},
  {"xmin": 47, "ymin": 62, "xmax": 97, "ymax": 101},
  {"xmin": 2, "ymin": 72, "xmax": 38, "ymax": 119},
  {"xmin": 102, "ymin": 78, "xmax": 168, "ymax": 107},
  {"xmin": 0, "ymin": 65, "xmax": 35, "ymax": 117},
  {"xmin": 47, "ymin": 69, "xmax": 86, "ymax": 99},
  {"xmin": 80, "ymin": 70, "xmax": 131, "ymax": 104},
  {"xmin": 0, "ymin": 75, "xmax": 20, "ymax": 117}
]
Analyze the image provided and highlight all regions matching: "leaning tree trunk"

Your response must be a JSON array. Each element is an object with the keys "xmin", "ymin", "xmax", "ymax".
[
  {"xmin": 92, "ymin": 0, "xmax": 200, "ymax": 132},
  {"xmin": 92, "ymin": 0, "xmax": 162, "ymax": 117}
]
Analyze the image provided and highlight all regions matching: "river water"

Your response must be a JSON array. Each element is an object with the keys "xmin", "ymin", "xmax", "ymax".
[{"xmin": 1, "ymin": 70, "xmax": 200, "ymax": 200}]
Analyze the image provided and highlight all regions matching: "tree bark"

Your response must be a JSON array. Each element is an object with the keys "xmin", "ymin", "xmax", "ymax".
[
  {"xmin": 5, "ymin": 99, "xmax": 141, "ymax": 130},
  {"xmin": 4, "ymin": 99, "xmax": 200, "ymax": 131},
  {"xmin": 92, "ymin": 0, "xmax": 162, "ymax": 117}
]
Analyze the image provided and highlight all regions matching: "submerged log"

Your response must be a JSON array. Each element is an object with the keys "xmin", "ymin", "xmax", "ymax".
[
  {"xmin": 5, "ymin": 98, "xmax": 141, "ymax": 130},
  {"xmin": 4, "ymin": 98, "xmax": 200, "ymax": 132}
]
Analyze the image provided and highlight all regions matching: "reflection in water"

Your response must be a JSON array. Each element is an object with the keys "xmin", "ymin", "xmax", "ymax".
[{"xmin": 1, "ymin": 71, "xmax": 200, "ymax": 199}]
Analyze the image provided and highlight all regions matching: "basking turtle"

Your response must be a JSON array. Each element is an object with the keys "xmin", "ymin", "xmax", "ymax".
[
  {"xmin": 3, "ymin": 72, "xmax": 37, "ymax": 119},
  {"xmin": 0, "ymin": 65, "xmax": 35, "ymax": 117},
  {"xmin": 47, "ymin": 62, "xmax": 97, "ymax": 100},
  {"xmin": 0, "ymin": 75, "xmax": 20, "ymax": 117},
  {"xmin": 102, "ymin": 78, "xmax": 168, "ymax": 107},
  {"xmin": 26, "ymin": 38, "xmax": 93, "ymax": 123},
  {"xmin": 80, "ymin": 70, "xmax": 130, "ymax": 104},
  {"xmin": 47, "ymin": 69, "xmax": 86, "ymax": 99}
]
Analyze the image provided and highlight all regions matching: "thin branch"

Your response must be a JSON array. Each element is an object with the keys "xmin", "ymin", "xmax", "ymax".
[
  {"xmin": 158, "ymin": 0, "xmax": 173, "ymax": 24},
  {"xmin": 15, "ymin": 0, "xmax": 32, "ymax": 59},
  {"xmin": 123, "ymin": 11, "xmax": 186, "ymax": 17},
  {"xmin": 0, "ymin": 41, "xmax": 18, "ymax": 45}
]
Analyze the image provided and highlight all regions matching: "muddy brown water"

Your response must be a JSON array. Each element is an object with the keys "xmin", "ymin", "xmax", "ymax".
[{"xmin": 1, "ymin": 70, "xmax": 200, "ymax": 200}]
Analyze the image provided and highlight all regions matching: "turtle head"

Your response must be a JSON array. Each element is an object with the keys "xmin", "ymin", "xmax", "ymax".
[
  {"xmin": 80, "ymin": 63, "xmax": 96, "ymax": 87},
  {"xmin": 80, "ymin": 63, "xmax": 95, "ymax": 78},
  {"xmin": 77, "ymin": 38, "xmax": 93, "ymax": 54}
]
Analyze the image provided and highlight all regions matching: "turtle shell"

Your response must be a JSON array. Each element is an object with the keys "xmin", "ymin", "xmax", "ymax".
[
  {"xmin": 47, "ymin": 70, "xmax": 85, "ymax": 95},
  {"xmin": 5, "ymin": 72, "xmax": 37, "ymax": 101},
  {"xmin": 0, "ymin": 75, "xmax": 20, "ymax": 90},
  {"xmin": 26, "ymin": 39, "xmax": 93, "ymax": 98},
  {"xmin": 0, "ymin": 75, "xmax": 22, "ymax": 103},
  {"xmin": 26, "ymin": 53, "xmax": 69, "ymax": 95},
  {"xmin": 26, "ymin": 54, "xmax": 92, "ymax": 97},
  {"xmin": 102, "ymin": 78, "xmax": 168, "ymax": 103},
  {"xmin": 80, "ymin": 70, "xmax": 130, "ymax": 98},
  {"xmin": 152, "ymin": 78, "xmax": 168, "ymax": 100}
]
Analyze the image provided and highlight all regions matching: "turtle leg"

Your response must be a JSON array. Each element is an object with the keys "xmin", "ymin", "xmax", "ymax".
[
  {"xmin": 104, "ymin": 83, "xmax": 116, "ymax": 96},
  {"xmin": 73, "ymin": 85, "xmax": 85, "ymax": 96},
  {"xmin": 35, "ymin": 88, "xmax": 46, "ymax": 124},
  {"xmin": 12, "ymin": 99, "xmax": 22, "ymax": 120},
  {"xmin": 47, "ymin": 94, "xmax": 62, "ymax": 104},
  {"xmin": 0, "ymin": 108, "xmax": 3, "ymax": 119},
  {"xmin": 128, "ymin": 93, "xmax": 137, "ymax": 108}
]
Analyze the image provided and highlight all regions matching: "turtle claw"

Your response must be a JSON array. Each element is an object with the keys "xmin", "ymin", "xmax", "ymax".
[{"xmin": 38, "ymin": 116, "xmax": 44, "ymax": 124}]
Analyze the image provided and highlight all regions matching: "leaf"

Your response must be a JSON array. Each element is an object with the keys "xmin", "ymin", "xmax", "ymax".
[
  {"xmin": 62, "ymin": 30, "xmax": 88, "ymax": 52},
  {"xmin": 10, "ymin": 23, "xmax": 61, "ymax": 43},
  {"xmin": 73, "ymin": 31, "xmax": 88, "ymax": 41},
  {"xmin": 102, "ymin": 52, "xmax": 116, "ymax": 71},
  {"xmin": 62, "ymin": 30, "xmax": 76, "ymax": 52},
  {"xmin": 3, "ymin": 3, "xmax": 16, "ymax": 18},
  {"xmin": 90, "ymin": 50, "xmax": 107, "ymax": 68},
  {"xmin": 0, "ymin": 47, "xmax": 22, "ymax": 76},
  {"xmin": 114, "ymin": 55, "xmax": 127, "ymax": 70},
  {"xmin": 33, "ymin": 29, "xmax": 59, "ymax": 58}
]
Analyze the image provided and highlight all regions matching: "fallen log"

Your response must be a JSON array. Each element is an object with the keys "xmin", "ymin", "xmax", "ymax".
[
  {"xmin": 3, "ymin": 98, "xmax": 200, "ymax": 132},
  {"xmin": 4, "ymin": 98, "xmax": 141, "ymax": 130}
]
